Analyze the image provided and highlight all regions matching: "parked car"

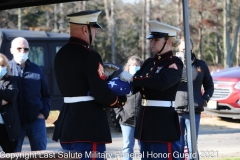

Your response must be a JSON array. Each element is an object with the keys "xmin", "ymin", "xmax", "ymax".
[{"xmin": 205, "ymin": 67, "xmax": 240, "ymax": 119}]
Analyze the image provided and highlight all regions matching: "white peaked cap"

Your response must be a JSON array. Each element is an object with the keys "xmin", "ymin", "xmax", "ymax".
[
  {"xmin": 67, "ymin": 10, "xmax": 102, "ymax": 28},
  {"xmin": 147, "ymin": 20, "xmax": 181, "ymax": 38}
]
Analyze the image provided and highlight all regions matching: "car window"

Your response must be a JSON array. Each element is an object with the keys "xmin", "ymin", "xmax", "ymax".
[
  {"xmin": 29, "ymin": 46, "xmax": 44, "ymax": 66},
  {"xmin": 56, "ymin": 46, "xmax": 62, "ymax": 53}
]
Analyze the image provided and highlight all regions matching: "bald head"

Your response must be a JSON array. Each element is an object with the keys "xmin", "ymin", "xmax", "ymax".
[
  {"xmin": 10, "ymin": 37, "xmax": 30, "ymax": 65},
  {"xmin": 11, "ymin": 37, "xmax": 29, "ymax": 49}
]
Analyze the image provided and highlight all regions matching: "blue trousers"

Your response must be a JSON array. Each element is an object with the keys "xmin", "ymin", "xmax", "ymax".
[
  {"xmin": 61, "ymin": 142, "xmax": 106, "ymax": 160},
  {"xmin": 177, "ymin": 113, "xmax": 201, "ymax": 160},
  {"xmin": 121, "ymin": 124, "xmax": 140, "ymax": 160},
  {"xmin": 140, "ymin": 141, "xmax": 180, "ymax": 160},
  {"xmin": 15, "ymin": 118, "xmax": 47, "ymax": 151}
]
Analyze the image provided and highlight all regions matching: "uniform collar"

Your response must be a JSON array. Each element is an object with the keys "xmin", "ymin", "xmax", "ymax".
[
  {"xmin": 154, "ymin": 50, "xmax": 173, "ymax": 60},
  {"xmin": 69, "ymin": 36, "xmax": 89, "ymax": 48}
]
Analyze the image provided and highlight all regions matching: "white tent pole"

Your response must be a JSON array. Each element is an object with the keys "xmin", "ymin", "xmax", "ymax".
[{"xmin": 182, "ymin": 0, "xmax": 198, "ymax": 159}]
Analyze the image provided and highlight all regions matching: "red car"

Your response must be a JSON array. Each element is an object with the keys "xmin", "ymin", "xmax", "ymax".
[{"xmin": 204, "ymin": 67, "xmax": 240, "ymax": 119}]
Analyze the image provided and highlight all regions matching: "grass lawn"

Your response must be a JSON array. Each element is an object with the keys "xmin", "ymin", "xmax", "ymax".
[{"xmin": 45, "ymin": 110, "xmax": 59, "ymax": 126}]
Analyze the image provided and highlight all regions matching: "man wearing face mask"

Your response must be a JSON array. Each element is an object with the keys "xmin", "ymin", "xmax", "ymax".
[
  {"xmin": 113, "ymin": 55, "xmax": 142, "ymax": 160},
  {"xmin": 8, "ymin": 37, "xmax": 51, "ymax": 151}
]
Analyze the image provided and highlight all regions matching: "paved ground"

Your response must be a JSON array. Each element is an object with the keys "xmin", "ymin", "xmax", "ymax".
[
  {"xmin": 2, "ymin": 114, "xmax": 240, "ymax": 159},
  {"xmin": 197, "ymin": 116, "xmax": 240, "ymax": 159}
]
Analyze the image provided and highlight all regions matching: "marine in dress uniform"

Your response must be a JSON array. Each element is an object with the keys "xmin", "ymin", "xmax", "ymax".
[
  {"xmin": 120, "ymin": 21, "xmax": 183, "ymax": 160},
  {"xmin": 52, "ymin": 10, "xmax": 127, "ymax": 160}
]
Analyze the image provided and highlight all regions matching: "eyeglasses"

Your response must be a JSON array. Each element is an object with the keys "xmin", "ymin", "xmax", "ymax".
[{"xmin": 16, "ymin": 47, "xmax": 29, "ymax": 52}]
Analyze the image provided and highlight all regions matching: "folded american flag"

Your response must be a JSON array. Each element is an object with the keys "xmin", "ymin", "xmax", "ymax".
[{"xmin": 107, "ymin": 77, "xmax": 133, "ymax": 96}]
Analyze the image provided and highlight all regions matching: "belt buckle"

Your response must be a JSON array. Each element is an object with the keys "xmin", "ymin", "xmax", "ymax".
[{"xmin": 142, "ymin": 99, "xmax": 148, "ymax": 106}]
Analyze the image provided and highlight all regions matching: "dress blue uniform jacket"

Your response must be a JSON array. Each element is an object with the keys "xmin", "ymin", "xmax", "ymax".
[
  {"xmin": 9, "ymin": 59, "xmax": 51, "ymax": 125},
  {"xmin": 52, "ymin": 37, "xmax": 120, "ymax": 143},
  {"xmin": 133, "ymin": 51, "xmax": 183, "ymax": 142}
]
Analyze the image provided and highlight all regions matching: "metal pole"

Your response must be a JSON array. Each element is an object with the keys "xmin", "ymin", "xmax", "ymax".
[{"xmin": 182, "ymin": 0, "xmax": 198, "ymax": 160}]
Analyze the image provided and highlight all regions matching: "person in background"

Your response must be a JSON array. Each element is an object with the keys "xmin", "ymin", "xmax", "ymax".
[
  {"xmin": 9, "ymin": 37, "xmax": 51, "ymax": 151},
  {"xmin": 52, "ymin": 10, "xmax": 127, "ymax": 160},
  {"xmin": 120, "ymin": 21, "xmax": 183, "ymax": 160},
  {"xmin": 175, "ymin": 37, "xmax": 214, "ymax": 160},
  {"xmin": 0, "ymin": 53, "xmax": 20, "ymax": 153},
  {"xmin": 114, "ymin": 55, "xmax": 142, "ymax": 160}
]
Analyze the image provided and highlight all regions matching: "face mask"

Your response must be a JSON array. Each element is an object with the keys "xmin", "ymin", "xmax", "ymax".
[
  {"xmin": 0, "ymin": 67, "xmax": 7, "ymax": 79},
  {"xmin": 13, "ymin": 52, "xmax": 29, "ymax": 64},
  {"xmin": 129, "ymin": 66, "xmax": 140, "ymax": 75}
]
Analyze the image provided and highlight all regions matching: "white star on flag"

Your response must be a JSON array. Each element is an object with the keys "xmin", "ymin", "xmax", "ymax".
[{"xmin": 108, "ymin": 81, "xmax": 117, "ymax": 88}]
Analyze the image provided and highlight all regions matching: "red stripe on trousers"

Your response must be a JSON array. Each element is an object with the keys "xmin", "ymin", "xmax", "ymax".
[
  {"xmin": 167, "ymin": 142, "xmax": 172, "ymax": 160},
  {"xmin": 92, "ymin": 143, "xmax": 97, "ymax": 160}
]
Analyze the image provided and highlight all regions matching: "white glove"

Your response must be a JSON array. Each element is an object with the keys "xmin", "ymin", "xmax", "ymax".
[
  {"xmin": 2, "ymin": 100, "xmax": 8, "ymax": 106},
  {"xmin": 119, "ymin": 71, "xmax": 133, "ymax": 82}
]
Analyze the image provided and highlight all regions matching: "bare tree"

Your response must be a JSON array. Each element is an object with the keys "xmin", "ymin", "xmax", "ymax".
[
  {"xmin": 110, "ymin": 0, "xmax": 116, "ymax": 63},
  {"xmin": 173, "ymin": 0, "xmax": 182, "ymax": 37},
  {"xmin": 141, "ymin": 0, "xmax": 146, "ymax": 60},
  {"xmin": 18, "ymin": 8, "xmax": 21, "ymax": 30},
  {"xmin": 53, "ymin": 4, "xmax": 58, "ymax": 33},
  {"xmin": 59, "ymin": 3, "xmax": 64, "ymax": 33},
  {"xmin": 237, "ymin": 34, "xmax": 240, "ymax": 66},
  {"xmin": 45, "ymin": 8, "xmax": 51, "ymax": 30},
  {"xmin": 104, "ymin": 0, "xmax": 116, "ymax": 63},
  {"xmin": 197, "ymin": 0, "xmax": 203, "ymax": 60},
  {"xmin": 216, "ymin": 11, "xmax": 222, "ymax": 65},
  {"xmin": 223, "ymin": 0, "xmax": 240, "ymax": 68},
  {"xmin": 145, "ymin": 0, "xmax": 151, "ymax": 58}
]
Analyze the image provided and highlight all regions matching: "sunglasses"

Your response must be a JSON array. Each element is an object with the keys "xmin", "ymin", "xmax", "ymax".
[{"xmin": 16, "ymin": 47, "xmax": 30, "ymax": 52}]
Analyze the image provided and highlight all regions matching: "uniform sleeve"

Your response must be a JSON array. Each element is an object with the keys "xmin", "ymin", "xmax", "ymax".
[
  {"xmin": 84, "ymin": 53, "xmax": 117, "ymax": 106},
  {"xmin": 201, "ymin": 61, "xmax": 214, "ymax": 101},
  {"xmin": 39, "ymin": 69, "xmax": 51, "ymax": 119},
  {"xmin": 132, "ymin": 59, "xmax": 183, "ymax": 90},
  {"xmin": 132, "ymin": 59, "xmax": 151, "ymax": 94}
]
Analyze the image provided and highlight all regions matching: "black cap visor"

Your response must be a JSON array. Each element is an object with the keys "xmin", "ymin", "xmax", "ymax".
[
  {"xmin": 89, "ymin": 22, "xmax": 102, "ymax": 28},
  {"xmin": 147, "ymin": 32, "xmax": 168, "ymax": 39},
  {"xmin": 69, "ymin": 22, "xmax": 102, "ymax": 28}
]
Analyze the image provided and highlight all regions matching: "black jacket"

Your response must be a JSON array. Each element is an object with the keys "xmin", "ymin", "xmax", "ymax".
[
  {"xmin": 9, "ymin": 60, "xmax": 51, "ymax": 124},
  {"xmin": 175, "ymin": 57, "xmax": 214, "ymax": 113},
  {"xmin": 52, "ymin": 37, "xmax": 122, "ymax": 143},
  {"xmin": 0, "ymin": 75, "xmax": 21, "ymax": 141},
  {"xmin": 114, "ymin": 92, "xmax": 141, "ymax": 127},
  {"xmin": 133, "ymin": 51, "xmax": 183, "ymax": 142}
]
